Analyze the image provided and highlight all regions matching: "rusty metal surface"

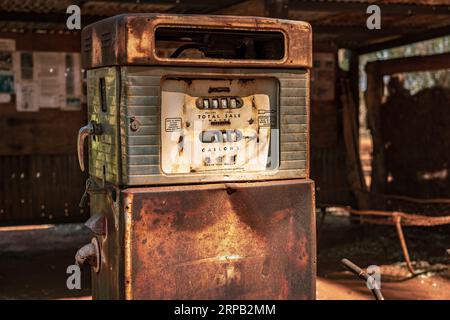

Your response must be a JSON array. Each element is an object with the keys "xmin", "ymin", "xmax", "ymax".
[
  {"xmin": 330, "ymin": 205, "xmax": 450, "ymax": 276},
  {"xmin": 76, "ymin": 237, "xmax": 100, "ymax": 272},
  {"xmin": 81, "ymin": 14, "xmax": 312, "ymax": 69},
  {"xmin": 90, "ymin": 188, "xmax": 124, "ymax": 300},
  {"xmin": 160, "ymin": 77, "xmax": 279, "ymax": 175},
  {"xmin": 121, "ymin": 179, "xmax": 315, "ymax": 300},
  {"xmin": 88, "ymin": 66, "xmax": 309, "ymax": 186}
]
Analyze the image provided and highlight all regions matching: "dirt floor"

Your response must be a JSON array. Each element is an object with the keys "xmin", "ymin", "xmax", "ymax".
[
  {"xmin": 0, "ymin": 212, "xmax": 449, "ymax": 300},
  {"xmin": 0, "ymin": 224, "xmax": 91, "ymax": 300},
  {"xmin": 316, "ymin": 210, "xmax": 450, "ymax": 300}
]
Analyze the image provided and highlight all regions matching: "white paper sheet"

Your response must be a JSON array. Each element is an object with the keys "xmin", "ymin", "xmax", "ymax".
[
  {"xmin": 15, "ymin": 82, "xmax": 39, "ymax": 112},
  {"xmin": 0, "ymin": 93, "xmax": 11, "ymax": 103},
  {"xmin": 34, "ymin": 52, "xmax": 66, "ymax": 108}
]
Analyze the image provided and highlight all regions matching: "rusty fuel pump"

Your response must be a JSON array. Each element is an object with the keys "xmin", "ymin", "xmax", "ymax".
[{"xmin": 75, "ymin": 13, "xmax": 315, "ymax": 300}]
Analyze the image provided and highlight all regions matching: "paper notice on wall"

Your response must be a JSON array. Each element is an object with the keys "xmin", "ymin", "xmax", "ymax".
[
  {"xmin": 13, "ymin": 52, "xmax": 32, "ymax": 110},
  {"xmin": 0, "ymin": 51, "xmax": 13, "ymax": 71},
  {"xmin": 15, "ymin": 82, "xmax": 39, "ymax": 112},
  {"xmin": 0, "ymin": 71, "xmax": 14, "ymax": 94},
  {"xmin": 0, "ymin": 39, "xmax": 15, "ymax": 52},
  {"xmin": 62, "ymin": 53, "xmax": 82, "ymax": 110},
  {"xmin": 0, "ymin": 39, "xmax": 15, "ymax": 103},
  {"xmin": 34, "ymin": 52, "xmax": 66, "ymax": 108}
]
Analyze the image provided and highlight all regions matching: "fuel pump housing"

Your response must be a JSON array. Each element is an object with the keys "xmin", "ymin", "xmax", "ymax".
[{"xmin": 77, "ymin": 13, "xmax": 316, "ymax": 300}]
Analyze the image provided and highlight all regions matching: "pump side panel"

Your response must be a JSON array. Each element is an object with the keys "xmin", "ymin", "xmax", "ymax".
[{"xmin": 123, "ymin": 179, "xmax": 316, "ymax": 300}]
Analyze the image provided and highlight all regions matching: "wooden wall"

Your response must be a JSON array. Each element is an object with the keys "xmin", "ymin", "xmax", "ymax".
[
  {"xmin": 310, "ymin": 49, "xmax": 354, "ymax": 206},
  {"xmin": 0, "ymin": 154, "xmax": 87, "ymax": 225},
  {"xmin": 0, "ymin": 32, "xmax": 88, "ymax": 225}
]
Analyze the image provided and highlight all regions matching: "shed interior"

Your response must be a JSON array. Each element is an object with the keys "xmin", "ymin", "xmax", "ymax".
[{"xmin": 1, "ymin": 0, "xmax": 450, "ymax": 224}]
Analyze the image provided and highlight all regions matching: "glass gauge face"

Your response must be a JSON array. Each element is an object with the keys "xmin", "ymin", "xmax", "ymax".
[{"xmin": 161, "ymin": 77, "xmax": 279, "ymax": 175}]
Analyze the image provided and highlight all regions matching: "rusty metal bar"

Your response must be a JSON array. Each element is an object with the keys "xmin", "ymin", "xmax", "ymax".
[{"xmin": 393, "ymin": 215, "xmax": 416, "ymax": 275}]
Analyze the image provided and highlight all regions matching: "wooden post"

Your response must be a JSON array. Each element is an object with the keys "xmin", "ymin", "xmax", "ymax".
[
  {"xmin": 374, "ymin": 52, "xmax": 450, "ymax": 75},
  {"xmin": 364, "ymin": 52, "xmax": 450, "ymax": 206},
  {"xmin": 365, "ymin": 63, "xmax": 385, "ymax": 201},
  {"xmin": 349, "ymin": 50, "xmax": 360, "ymax": 121}
]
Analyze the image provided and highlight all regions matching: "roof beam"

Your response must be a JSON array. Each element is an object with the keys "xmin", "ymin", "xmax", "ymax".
[
  {"xmin": 0, "ymin": 12, "xmax": 105, "ymax": 26},
  {"xmin": 0, "ymin": 1, "xmax": 246, "ymax": 24},
  {"xmin": 289, "ymin": 0, "xmax": 450, "ymax": 15},
  {"xmin": 355, "ymin": 25, "xmax": 450, "ymax": 54},
  {"xmin": 367, "ymin": 52, "xmax": 450, "ymax": 75}
]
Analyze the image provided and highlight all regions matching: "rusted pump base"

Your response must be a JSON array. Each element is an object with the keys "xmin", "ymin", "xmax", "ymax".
[{"xmin": 91, "ymin": 179, "xmax": 316, "ymax": 300}]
